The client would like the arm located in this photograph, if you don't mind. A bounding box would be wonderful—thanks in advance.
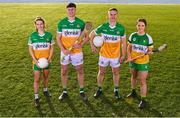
[48,44,54,63]
[120,36,127,63]
[80,30,90,46]
[127,43,132,60]
[56,33,70,55]
[28,45,38,65]
[89,30,98,53]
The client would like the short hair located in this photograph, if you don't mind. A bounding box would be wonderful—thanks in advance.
[108,8,118,12]
[137,18,147,26]
[66,3,76,8]
[34,16,45,24]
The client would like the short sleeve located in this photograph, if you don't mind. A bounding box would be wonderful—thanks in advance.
[28,36,32,46]
[94,25,103,35]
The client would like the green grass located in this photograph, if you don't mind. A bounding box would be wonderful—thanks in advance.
[0,3,180,117]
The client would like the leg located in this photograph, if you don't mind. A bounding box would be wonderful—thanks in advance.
[94,66,106,98]
[43,69,49,88]
[127,68,138,98]
[130,68,138,89]
[138,71,148,109]
[97,66,106,87]
[112,67,120,87]
[59,65,69,100]
[34,71,41,96]
[75,64,84,88]
[75,64,88,101]
[61,65,69,89]
[33,70,41,107]
[112,67,121,99]
[138,71,148,98]
[43,69,51,97]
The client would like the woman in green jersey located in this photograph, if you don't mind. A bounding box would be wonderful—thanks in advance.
[126,18,153,109]
[28,17,55,107]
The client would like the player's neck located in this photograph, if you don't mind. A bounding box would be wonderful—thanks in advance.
[68,16,75,21]
[38,30,45,35]
[137,31,145,35]
[109,21,116,28]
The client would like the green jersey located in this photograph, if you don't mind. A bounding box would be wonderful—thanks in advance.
[28,31,55,60]
[128,32,153,64]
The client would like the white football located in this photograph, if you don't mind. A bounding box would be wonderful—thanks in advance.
[93,36,104,47]
[38,58,49,68]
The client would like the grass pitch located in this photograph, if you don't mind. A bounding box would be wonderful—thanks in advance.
[0,3,180,117]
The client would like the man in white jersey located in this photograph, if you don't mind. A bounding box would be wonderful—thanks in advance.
[90,8,126,99]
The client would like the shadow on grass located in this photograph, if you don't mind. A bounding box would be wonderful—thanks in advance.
[63,97,80,117]
[36,105,43,116]
[100,95,143,116]
[124,95,163,117]
[45,96,58,116]
[136,96,163,117]
[84,101,101,117]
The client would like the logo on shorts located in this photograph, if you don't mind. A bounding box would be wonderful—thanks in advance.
[100,61,104,64]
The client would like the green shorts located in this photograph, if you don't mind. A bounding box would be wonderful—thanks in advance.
[129,62,149,71]
[33,64,50,71]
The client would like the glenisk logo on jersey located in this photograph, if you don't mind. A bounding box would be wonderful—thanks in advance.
[62,29,81,37]
[132,44,148,53]
[33,42,50,50]
[102,34,120,43]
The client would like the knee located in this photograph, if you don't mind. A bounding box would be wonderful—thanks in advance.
[112,70,119,76]
[34,77,40,83]
[61,69,68,76]
[140,79,147,86]
[99,70,105,76]
[76,67,84,75]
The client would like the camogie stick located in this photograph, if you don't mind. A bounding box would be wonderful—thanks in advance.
[125,44,167,63]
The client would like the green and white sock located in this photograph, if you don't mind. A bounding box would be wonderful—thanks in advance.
[114,86,119,92]
[63,88,67,93]
[98,86,102,91]
[80,88,84,93]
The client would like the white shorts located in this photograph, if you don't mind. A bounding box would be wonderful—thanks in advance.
[60,52,83,66]
[98,56,120,68]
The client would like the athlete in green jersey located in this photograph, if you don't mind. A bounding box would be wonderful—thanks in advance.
[28,17,54,107]
[90,8,126,99]
[56,3,89,101]
[126,18,154,109]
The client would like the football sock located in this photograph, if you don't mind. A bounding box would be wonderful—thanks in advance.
[34,93,39,99]
[98,86,102,90]
[80,88,84,93]
[43,87,48,92]
[63,88,67,93]
[114,86,119,92]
